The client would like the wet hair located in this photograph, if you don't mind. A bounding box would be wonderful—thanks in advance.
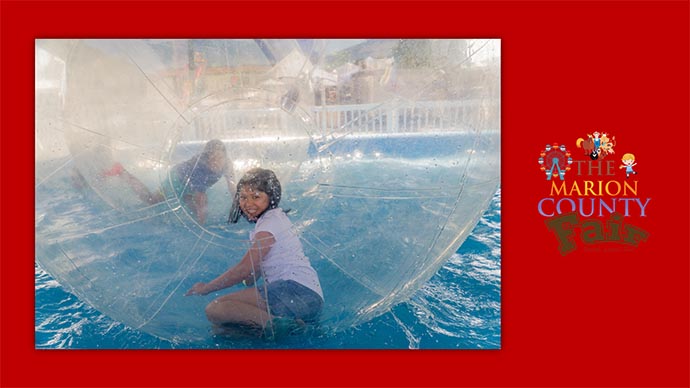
[198,139,227,166]
[228,168,282,223]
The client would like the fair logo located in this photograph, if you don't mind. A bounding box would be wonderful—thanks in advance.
[537,132,649,255]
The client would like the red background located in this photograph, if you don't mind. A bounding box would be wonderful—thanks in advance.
[2,1,688,387]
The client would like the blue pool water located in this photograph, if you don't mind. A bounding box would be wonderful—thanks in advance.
[35,189,500,350]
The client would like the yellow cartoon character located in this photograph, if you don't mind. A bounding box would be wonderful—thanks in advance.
[599,133,615,158]
[619,153,638,178]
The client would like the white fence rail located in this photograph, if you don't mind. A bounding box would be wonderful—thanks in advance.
[193,99,496,140]
[35,99,497,150]
[311,99,494,134]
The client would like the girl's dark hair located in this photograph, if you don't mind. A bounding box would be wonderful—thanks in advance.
[228,168,282,223]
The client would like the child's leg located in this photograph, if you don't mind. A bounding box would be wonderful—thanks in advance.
[105,163,164,204]
[122,171,164,204]
[205,287,271,329]
[183,191,208,224]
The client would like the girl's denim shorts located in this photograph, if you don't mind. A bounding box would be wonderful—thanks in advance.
[263,279,323,322]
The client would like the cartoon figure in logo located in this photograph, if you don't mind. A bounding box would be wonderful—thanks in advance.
[591,131,602,154]
[576,131,615,160]
[599,133,616,158]
[619,153,638,178]
[576,134,599,159]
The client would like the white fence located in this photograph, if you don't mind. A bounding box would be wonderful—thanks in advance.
[311,99,494,134]
[192,99,496,140]
[35,99,498,150]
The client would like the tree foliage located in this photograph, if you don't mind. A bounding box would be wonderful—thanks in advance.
[392,39,432,68]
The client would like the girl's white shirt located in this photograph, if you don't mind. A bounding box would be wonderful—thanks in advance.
[250,208,324,299]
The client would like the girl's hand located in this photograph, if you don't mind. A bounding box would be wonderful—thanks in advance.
[185,282,209,296]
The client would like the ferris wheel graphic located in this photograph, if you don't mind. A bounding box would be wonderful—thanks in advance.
[538,143,572,180]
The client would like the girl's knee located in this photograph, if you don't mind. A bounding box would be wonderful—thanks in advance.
[205,300,224,322]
